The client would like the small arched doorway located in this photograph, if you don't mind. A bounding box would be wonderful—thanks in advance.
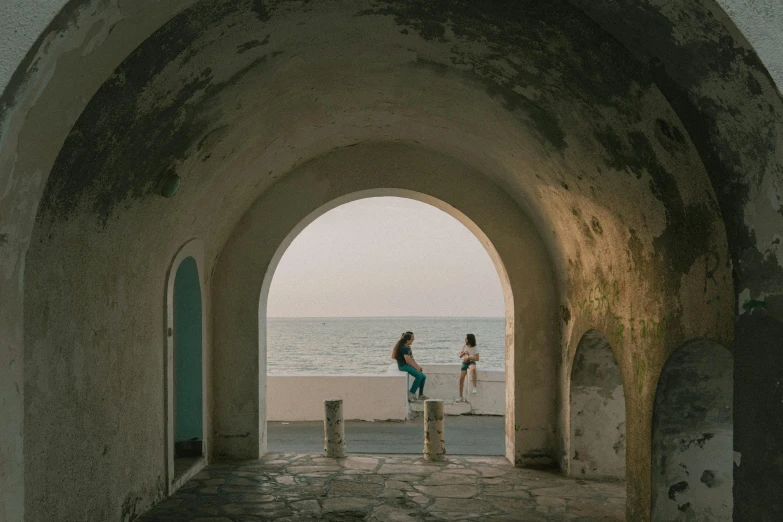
[174,258,203,453]
[651,340,733,520]
[569,330,626,479]
[166,241,207,491]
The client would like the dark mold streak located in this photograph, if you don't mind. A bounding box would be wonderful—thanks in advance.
[38,0,270,226]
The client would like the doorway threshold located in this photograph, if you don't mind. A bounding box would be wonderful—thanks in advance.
[172,455,206,492]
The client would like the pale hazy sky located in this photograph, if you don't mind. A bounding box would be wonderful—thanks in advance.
[267,197,505,317]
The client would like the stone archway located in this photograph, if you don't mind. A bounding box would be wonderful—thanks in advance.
[211,142,560,469]
[569,329,626,480]
[651,340,733,520]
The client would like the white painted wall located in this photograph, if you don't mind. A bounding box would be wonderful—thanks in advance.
[267,374,408,421]
[267,364,505,421]
[393,363,506,416]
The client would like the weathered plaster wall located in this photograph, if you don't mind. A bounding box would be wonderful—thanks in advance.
[267,374,409,422]
[715,0,783,89]
[0,2,197,519]
[23,222,215,520]
[3,0,782,96]
[651,340,733,521]
[565,2,783,518]
[569,330,626,480]
[0,0,778,520]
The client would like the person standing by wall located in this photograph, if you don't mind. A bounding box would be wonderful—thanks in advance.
[456,334,480,403]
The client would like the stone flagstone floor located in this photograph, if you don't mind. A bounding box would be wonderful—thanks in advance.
[138,453,625,521]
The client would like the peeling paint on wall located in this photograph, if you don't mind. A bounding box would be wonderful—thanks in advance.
[651,339,733,521]
[570,330,626,480]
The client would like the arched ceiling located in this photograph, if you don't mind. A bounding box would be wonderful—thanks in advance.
[33,0,732,334]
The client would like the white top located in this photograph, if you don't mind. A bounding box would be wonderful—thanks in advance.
[460,344,479,361]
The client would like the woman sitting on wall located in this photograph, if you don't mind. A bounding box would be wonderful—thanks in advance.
[392,331,428,401]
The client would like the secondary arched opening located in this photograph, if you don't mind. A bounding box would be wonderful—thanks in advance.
[174,258,203,457]
[165,241,208,491]
[264,196,507,454]
[569,329,626,480]
[651,340,733,520]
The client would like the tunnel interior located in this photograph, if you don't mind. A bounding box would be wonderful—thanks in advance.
[3,0,782,520]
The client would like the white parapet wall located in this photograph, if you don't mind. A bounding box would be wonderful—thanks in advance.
[267,365,505,421]
[267,374,408,421]
[395,363,505,416]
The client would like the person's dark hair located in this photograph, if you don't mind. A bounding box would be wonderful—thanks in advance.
[392,331,414,359]
[466,333,477,347]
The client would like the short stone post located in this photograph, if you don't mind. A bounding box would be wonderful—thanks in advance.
[424,399,445,461]
[324,398,345,458]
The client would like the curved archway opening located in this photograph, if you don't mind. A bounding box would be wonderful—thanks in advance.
[165,241,208,492]
[210,142,560,472]
[569,329,626,480]
[651,340,733,520]
[260,191,511,454]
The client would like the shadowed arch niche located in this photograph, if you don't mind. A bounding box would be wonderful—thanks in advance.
[651,340,733,520]
[569,329,626,479]
[211,142,560,466]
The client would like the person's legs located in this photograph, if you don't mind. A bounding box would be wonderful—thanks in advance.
[417,373,427,396]
[470,363,477,393]
[401,365,424,395]
[458,369,467,401]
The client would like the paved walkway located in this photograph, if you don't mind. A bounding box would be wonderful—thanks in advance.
[139,453,625,521]
[268,416,505,455]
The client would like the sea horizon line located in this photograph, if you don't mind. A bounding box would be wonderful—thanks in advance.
[267,315,505,319]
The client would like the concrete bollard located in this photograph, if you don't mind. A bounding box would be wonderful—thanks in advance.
[324,398,345,458]
[424,399,445,461]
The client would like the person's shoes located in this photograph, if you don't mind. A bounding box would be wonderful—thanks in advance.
[418,394,430,400]
[472,387,478,394]
[455,397,466,403]
[408,392,417,401]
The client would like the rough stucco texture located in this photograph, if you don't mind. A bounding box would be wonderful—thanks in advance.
[651,340,733,521]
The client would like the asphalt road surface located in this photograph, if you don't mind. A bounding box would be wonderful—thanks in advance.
[268,415,505,455]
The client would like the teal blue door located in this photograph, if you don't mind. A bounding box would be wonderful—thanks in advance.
[174,256,203,452]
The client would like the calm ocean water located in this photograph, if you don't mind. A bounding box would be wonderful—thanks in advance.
[267,317,505,374]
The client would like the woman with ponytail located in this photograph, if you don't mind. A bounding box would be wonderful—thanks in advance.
[392,331,428,401]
